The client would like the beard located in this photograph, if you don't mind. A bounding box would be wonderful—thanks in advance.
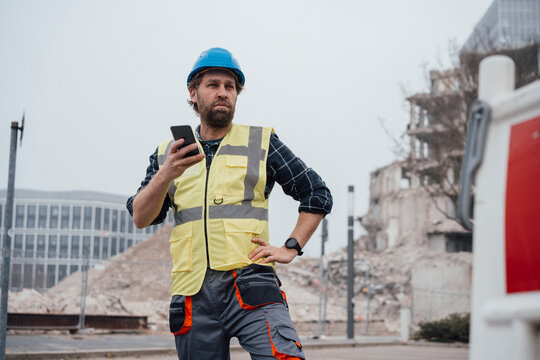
[198,99,236,129]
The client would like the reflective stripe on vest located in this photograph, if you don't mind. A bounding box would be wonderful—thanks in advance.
[208,204,268,220]
[156,123,273,296]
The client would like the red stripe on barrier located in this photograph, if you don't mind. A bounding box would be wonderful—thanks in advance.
[506,115,540,293]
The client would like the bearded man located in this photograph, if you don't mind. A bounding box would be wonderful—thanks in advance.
[127,48,332,360]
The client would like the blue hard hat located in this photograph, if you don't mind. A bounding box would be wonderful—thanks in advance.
[187,48,245,88]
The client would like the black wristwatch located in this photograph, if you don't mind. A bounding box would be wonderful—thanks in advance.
[285,238,303,256]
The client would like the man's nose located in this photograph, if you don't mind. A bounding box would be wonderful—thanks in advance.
[217,85,228,98]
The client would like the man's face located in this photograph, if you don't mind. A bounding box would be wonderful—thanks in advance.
[189,69,238,129]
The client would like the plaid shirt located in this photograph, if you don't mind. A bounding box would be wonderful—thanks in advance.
[126,127,332,224]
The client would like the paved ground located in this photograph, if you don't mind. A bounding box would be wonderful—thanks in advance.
[85,345,469,360]
[6,333,468,360]
[5,332,399,353]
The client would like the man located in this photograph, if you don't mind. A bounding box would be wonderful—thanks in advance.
[127,47,332,359]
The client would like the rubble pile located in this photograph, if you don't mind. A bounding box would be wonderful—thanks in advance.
[277,239,472,332]
[9,223,471,333]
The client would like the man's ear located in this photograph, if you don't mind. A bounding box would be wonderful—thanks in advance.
[189,88,197,103]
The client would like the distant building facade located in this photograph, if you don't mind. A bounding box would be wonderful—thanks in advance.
[0,189,168,291]
[463,0,540,52]
[360,161,470,253]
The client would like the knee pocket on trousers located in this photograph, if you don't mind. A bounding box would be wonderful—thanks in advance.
[264,311,304,359]
[169,295,192,335]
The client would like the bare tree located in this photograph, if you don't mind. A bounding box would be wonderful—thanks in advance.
[402,42,540,220]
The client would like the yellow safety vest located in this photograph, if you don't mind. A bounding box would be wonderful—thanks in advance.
[157,123,273,296]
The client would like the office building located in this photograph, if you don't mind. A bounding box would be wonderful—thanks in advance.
[463,0,540,52]
[0,189,167,291]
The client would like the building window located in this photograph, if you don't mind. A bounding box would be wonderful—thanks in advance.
[50,206,59,229]
[102,237,109,259]
[83,236,91,258]
[25,235,35,258]
[112,210,118,232]
[71,235,80,259]
[446,233,473,253]
[119,237,125,253]
[111,237,117,256]
[104,209,110,231]
[69,264,78,275]
[73,206,81,229]
[37,235,46,258]
[120,211,126,232]
[93,236,100,259]
[84,206,92,229]
[27,205,36,228]
[46,264,56,288]
[35,264,45,290]
[38,205,47,228]
[60,235,69,258]
[95,207,102,230]
[61,206,70,229]
[15,204,25,228]
[58,265,67,283]
[13,234,23,258]
[23,264,33,288]
[48,235,57,258]
[11,264,22,289]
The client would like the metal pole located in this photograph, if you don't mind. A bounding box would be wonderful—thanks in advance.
[410,287,415,326]
[347,185,355,339]
[317,218,328,338]
[1,121,22,360]
[429,290,432,322]
[323,267,328,334]
[366,285,372,334]
[78,253,90,330]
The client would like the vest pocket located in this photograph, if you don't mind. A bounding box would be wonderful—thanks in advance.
[225,155,248,195]
[223,219,263,265]
[170,222,193,272]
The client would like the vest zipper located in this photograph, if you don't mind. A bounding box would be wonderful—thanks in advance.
[204,168,210,267]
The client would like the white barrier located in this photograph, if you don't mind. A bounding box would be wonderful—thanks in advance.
[469,55,540,360]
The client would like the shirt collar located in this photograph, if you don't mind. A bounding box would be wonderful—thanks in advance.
[195,125,224,146]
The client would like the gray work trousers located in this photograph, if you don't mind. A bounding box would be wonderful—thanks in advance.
[169,264,305,360]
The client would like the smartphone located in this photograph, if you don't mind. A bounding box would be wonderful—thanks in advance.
[170,125,200,157]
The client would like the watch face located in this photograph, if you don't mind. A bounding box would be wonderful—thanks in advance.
[286,238,297,248]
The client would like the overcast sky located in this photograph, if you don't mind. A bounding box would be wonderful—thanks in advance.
[0,0,493,257]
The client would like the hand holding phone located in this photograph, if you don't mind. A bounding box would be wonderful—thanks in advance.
[170,125,200,158]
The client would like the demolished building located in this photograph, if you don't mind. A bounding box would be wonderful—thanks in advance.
[359,41,540,325]
[358,60,478,326]
[360,68,472,254]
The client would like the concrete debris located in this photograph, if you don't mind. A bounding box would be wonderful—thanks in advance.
[277,238,471,332]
